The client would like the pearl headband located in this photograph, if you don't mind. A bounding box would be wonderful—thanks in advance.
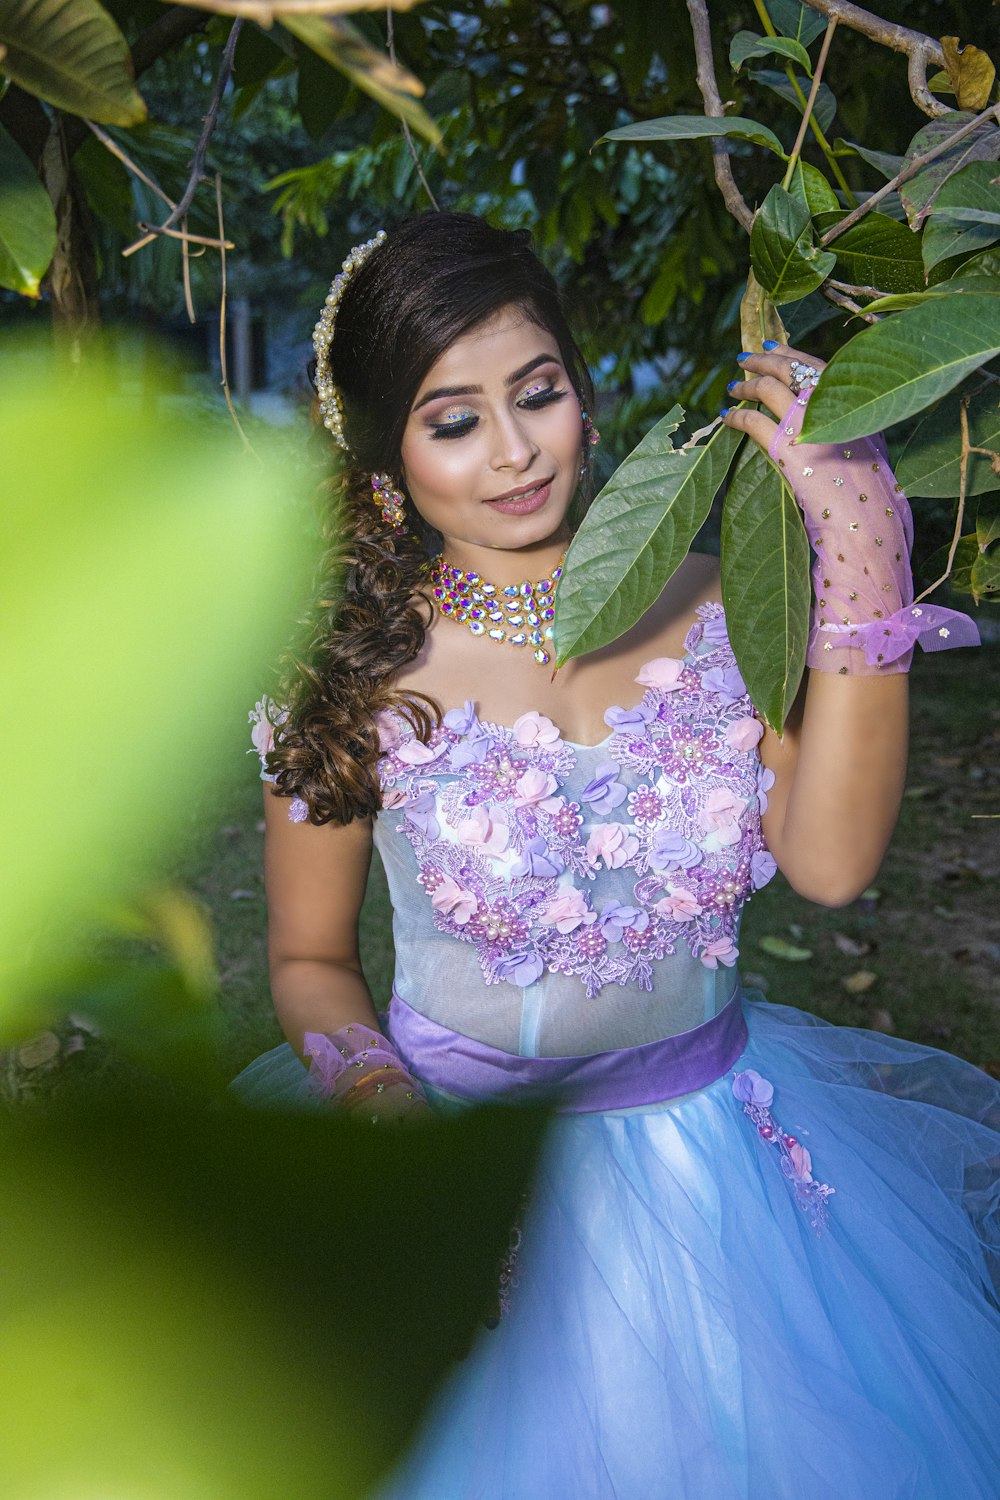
[311,228,387,452]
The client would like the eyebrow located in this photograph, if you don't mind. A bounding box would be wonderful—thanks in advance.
[412,353,561,412]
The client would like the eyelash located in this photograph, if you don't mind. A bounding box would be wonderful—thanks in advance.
[429,385,568,440]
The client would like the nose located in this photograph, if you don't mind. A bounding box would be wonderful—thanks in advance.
[489,407,539,472]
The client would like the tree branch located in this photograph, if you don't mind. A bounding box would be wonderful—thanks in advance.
[800,0,948,118]
[386,7,439,210]
[685,0,753,233]
[152,19,244,236]
[819,102,1000,246]
[820,282,881,323]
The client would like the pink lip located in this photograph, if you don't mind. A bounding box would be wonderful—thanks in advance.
[484,477,554,515]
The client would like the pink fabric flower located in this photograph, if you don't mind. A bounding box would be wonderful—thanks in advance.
[250,700,276,760]
[397,738,447,766]
[513,711,561,747]
[586,822,639,870]
[635,657,685,691]
[373,709,402,752]
[701,787,744,847]
[540,887,593,934]
[726,716,764,752]
[431,875,478,926]
[700,936,738,968]
[381,787,408,810]
[457,803,510,856]
[514,766,559,806]
[787,1142,813,1182]
[654,886,703,922]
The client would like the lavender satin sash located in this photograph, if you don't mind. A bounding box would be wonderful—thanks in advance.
[388,988,748,1114]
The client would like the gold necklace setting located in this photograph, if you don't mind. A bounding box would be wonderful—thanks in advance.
[429,556,563,666]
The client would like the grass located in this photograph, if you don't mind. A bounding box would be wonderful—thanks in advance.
[10,642,1000,1102]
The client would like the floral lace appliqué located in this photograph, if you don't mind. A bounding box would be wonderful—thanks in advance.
[732,1068,835,1233]
[375,604,777,998]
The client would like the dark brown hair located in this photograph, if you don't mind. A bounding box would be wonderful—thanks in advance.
[265,211,595,825]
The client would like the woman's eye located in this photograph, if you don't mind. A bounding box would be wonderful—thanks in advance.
[430,413,477,440]
[518,384,567,410]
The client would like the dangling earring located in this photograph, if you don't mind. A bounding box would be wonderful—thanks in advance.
[579,407,601,479]
[371,472,406,531]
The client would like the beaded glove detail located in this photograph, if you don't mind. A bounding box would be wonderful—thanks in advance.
[770,388,979,674]
[303,1024,426,1122]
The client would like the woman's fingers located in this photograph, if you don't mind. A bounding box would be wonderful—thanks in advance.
[734,343,827,384]
[726,374,798,420]
[719,405,779,448]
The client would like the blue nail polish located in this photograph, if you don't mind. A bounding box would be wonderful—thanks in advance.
[762,338,778,351]
[736,352,751,363]
[719,407,731,417]
[726,380,739,392]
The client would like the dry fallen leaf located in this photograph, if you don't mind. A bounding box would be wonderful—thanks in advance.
[832,932,872,959]
[843,969,878,995]
[868,1008,895,1034]
[18,1032,60,1069]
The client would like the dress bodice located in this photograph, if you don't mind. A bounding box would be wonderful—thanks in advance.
[368,603,777,1058]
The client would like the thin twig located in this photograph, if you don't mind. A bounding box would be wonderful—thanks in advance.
[84,120,176,210]
[820,282,881,322]
[819,103,1000,247]
[827,278,889,300]
[215,174,255,455]
[685,0,753,232]
[782,18,838,189]
[122,222,236,256]
[801,0,944,70]
[914,401,971,601]
[386,8,439,209]
[181,214,196,323]
[159,19,243,235]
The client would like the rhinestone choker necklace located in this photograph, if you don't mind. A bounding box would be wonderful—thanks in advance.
[429,554,564,666]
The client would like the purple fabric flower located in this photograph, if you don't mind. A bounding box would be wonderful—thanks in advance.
[702,664,746,704]
[604,702,656,733]
[495,951,545,987]
[404,790,440,840]
[580,762,628,815]
[751,849,777,888]
[288,797,310,823]
[756,765,776,814]
[597,902,649,943]
[511,837,565,879]
[648,830,702,872]
[700,613,731,647]
[450,728,492,768]
[443,700,479,735]
[732,1068,774,1107]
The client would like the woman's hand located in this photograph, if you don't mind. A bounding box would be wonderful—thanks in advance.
[719,340,825,461]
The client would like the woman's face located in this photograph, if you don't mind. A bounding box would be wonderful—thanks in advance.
[399,307,584,554]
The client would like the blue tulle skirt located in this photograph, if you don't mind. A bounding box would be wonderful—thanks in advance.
[234,998,1000,1499]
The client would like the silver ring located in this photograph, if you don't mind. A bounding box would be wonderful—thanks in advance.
[789,360,820,395]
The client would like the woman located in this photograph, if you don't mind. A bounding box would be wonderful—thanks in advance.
[238,212,1000,1497]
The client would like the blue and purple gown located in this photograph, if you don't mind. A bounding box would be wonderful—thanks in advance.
[235,603,1000,1499]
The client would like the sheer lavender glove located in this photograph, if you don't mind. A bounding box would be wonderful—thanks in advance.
[303,1023,428,1123]
[770,384,979,674]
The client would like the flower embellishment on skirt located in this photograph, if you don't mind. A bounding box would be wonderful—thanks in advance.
[733,1069,836,1233]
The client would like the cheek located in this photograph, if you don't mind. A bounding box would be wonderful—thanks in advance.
[400,431,482,504]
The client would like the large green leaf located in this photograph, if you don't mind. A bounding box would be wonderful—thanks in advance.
[833,138,903,180]
[750,184,836,305]
[787,160,839,216]
[720,444,809,730]
[729,30,812,75]
[815,211,924,294]
[919,533,978,593]
[978,493,1000,551]
[922,162,1000,272]
[0,122,54,296]
[801,295,1000,442]
[0,0,145,125]
[598,114,785,156]
[766,0,827,46]
[898,110,1000,229]
[553,409,742,664]
[748,69,837,137]
[281,15,440,147]
[896,387,1000,498]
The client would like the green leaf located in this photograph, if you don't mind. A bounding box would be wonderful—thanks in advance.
[970,548,1000,599]
[864,280,1000,315]
[0,123,55,296]
[553,410,742,664]
[750,184,837,305]
[814,211,924,294]
[977,493,1000,550]
[598,114,785,157]
[922,162,1000,272]
[898,110,1000,229]
[720,444,809,730]
[766,0,827,46]
[896,387,1000,498]
[280,16,441,147]
[787,160,839,216]
[730,30,812,76]
[759,935,813,961]
[834,139,904,179]
[800,295,1000,442]
[0,0,146,125]
[919,533,978,593]
[748,69,837,137]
